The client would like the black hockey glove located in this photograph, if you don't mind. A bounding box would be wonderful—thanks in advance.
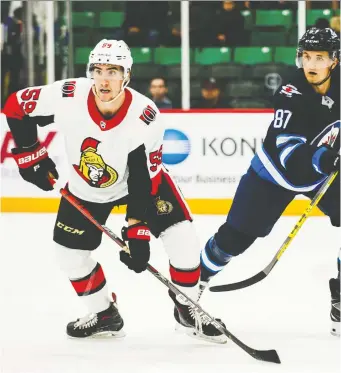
[317,146,340,175]
[120,222,151,273]
[12,142,59,191]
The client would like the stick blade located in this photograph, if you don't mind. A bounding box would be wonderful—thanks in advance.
[253,349,281,364]
[210,271,267,292]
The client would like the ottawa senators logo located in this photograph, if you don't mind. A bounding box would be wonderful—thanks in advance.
[73,137,118,188]
[62,81,76,97]
[139,105,157,125]
[155,197,173,215]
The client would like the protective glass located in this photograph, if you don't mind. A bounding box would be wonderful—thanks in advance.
[90,67,124,81]
[299,53,335,69]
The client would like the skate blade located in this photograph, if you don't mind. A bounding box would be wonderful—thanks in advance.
[68,328,126,339]
[91,328,126,339]
[331,321,340,337]
[175,323,227,344]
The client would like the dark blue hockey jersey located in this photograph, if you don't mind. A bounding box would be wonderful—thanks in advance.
[251,66,340,193]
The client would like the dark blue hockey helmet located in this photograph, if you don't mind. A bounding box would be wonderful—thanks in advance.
[296,27,340,68]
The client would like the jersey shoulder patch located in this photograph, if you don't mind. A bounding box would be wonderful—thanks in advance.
[127,87,159,125]
[279,84,302,98]
[59,77,90,98]
[139,105,157,125]
[61,80,77,97]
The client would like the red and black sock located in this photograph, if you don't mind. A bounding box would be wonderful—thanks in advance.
[70,262,106,296]
[169,264,200,287]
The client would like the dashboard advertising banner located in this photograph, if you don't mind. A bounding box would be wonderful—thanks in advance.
[0,111,320,215]
[161,112,269,198]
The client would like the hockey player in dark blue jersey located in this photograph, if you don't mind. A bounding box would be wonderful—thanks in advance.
[199,28,340,337]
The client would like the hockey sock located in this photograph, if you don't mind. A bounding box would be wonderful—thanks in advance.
[70,262,111,314]
[55,244,111,313]
[169,263,200,303]
[200,236,233,282]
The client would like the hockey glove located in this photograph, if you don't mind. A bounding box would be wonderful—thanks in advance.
[315,146,340,175]
[12,142,59,191]
[120,223,151,273]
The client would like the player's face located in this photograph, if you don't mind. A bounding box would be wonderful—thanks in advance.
[150,79,167,99]
[302,51,335,84]
[87,164,104,182]
[201,88,220,100]
[92,64,124,102]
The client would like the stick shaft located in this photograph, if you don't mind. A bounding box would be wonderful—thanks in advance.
[54,185,279,363]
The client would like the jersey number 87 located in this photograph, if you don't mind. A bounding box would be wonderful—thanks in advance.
[273,109,292,129]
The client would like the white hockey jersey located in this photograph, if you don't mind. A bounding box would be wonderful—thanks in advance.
[3,78,165,220]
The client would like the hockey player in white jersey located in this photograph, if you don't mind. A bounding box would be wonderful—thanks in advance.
[3,40,226,341]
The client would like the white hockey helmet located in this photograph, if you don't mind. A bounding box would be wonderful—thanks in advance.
[86,39,133,80]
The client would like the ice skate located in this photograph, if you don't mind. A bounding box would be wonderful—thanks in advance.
[329,278,340,337]
[197,280,210,302]
[67,293,125,338]
[169,291,227,344]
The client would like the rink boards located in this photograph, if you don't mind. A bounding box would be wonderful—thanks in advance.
[0,110,324,216]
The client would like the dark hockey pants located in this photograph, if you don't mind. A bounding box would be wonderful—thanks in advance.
[215,167,340,257]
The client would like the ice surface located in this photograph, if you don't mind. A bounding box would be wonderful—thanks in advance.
[0,213,340,373]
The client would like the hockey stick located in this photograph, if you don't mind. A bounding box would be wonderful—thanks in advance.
[50,178,280,364]
[210,170,339,293]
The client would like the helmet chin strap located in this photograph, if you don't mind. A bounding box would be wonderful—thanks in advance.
[92,77,130,105]
[311,65,334,86]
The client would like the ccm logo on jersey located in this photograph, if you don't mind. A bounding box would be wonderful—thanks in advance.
[18,147,47,165]
[57,221,85,235]
[139,105,157,125]
[62,81,76,97]
[280,84,302,98]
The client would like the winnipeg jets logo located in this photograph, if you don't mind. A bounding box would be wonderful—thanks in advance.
[321,96,334,110]
[280,84,302,98]
[330,29,338,39]
[310,121,340,147]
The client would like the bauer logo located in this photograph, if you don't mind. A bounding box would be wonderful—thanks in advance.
[162,129,190,165]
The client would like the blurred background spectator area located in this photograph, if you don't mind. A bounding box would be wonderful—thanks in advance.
[1,1,340,108]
